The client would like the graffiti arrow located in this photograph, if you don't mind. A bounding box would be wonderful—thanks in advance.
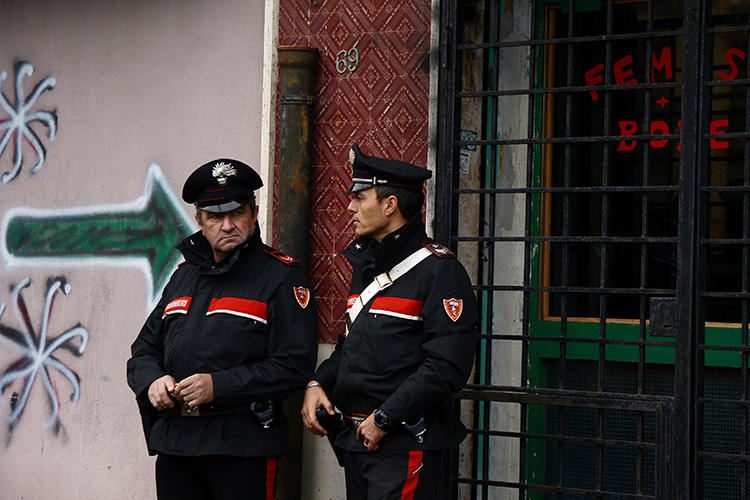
[1,164,197,308]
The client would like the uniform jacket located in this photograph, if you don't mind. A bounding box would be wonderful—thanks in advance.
[127,224,318,457]
[314,216,478,451]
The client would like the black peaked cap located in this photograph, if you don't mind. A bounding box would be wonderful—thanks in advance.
[182,158,263,213]
[347,143,432,194]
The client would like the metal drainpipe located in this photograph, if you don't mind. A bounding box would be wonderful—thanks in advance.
[275,46,318,500]
[276,46,319,270]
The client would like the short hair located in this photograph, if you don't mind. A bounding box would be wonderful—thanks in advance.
[195,192,257,220]
[375,185,424,220]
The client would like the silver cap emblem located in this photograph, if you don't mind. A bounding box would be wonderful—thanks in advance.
[212,162,237,186]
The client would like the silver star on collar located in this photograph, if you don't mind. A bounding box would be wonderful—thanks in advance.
[354,243,362,250]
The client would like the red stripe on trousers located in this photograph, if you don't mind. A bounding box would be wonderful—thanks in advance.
[265,457,278,500]
[401,450,423,500]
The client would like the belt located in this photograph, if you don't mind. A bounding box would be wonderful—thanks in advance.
[342,413,370,450]
[166,402,250,417]
[342,412,368,430]
[343,412,428,444]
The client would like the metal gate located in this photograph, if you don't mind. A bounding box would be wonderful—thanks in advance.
[436,1,750,498]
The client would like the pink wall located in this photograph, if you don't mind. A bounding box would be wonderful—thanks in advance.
[0,1,265,498]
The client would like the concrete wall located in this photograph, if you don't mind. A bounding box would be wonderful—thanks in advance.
[486,2,531,496]
[455,2,532,498]
[0,1,266,498]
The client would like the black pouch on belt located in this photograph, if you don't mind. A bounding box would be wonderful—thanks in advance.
[250,400,277,428]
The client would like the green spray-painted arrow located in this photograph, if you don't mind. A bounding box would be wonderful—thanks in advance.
[1,164,197,308]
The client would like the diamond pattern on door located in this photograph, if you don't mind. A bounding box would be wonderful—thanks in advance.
[279,0,431,341]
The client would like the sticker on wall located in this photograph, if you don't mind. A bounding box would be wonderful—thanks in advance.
[459,129,477,174]
[0,164,197,310]
[0,277,88,441]
[0,61,58,184]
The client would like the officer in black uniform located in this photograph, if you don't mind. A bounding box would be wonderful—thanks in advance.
[301,144,477,500]
[127,158,318,500]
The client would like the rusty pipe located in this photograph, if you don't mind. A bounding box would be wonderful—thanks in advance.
[276,46,319,270]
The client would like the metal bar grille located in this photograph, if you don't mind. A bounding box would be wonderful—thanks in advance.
[439,1,750,498]
[435,0,702,498]
[694,3,750,498]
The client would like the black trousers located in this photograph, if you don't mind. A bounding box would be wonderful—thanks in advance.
[155,454,278,500]
[341,449,443,500]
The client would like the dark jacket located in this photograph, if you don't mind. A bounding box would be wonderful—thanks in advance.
[314,216,478,451]
[126,225,318,457]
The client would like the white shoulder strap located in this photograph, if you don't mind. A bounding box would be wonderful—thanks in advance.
[346,246,433,334]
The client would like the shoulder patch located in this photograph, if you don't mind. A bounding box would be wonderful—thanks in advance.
[263,246,299,266]
[443,298,463,322]
[293,286,311,308]
[422,242,456,259]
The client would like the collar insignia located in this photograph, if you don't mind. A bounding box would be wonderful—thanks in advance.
[430,243,448,254]
[264,247,298,265]
[212,161,238,186]
[443,298,463,322]
[424,242,455,258]
[294,286,310,308]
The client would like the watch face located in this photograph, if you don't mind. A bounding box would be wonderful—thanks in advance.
[374,409,390,429]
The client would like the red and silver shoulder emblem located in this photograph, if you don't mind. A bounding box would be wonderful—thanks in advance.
[430,243,449,254]
[443,298,463,322]
[424,242,455,258]
[294,286,310,308]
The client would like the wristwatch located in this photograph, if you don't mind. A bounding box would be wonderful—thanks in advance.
[373,408,392,430]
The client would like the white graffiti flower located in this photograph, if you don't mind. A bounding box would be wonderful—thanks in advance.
[0,277,88,436]
[0,61,58,184]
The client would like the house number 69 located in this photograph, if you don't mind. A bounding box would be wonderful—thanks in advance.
[336,48,360,74]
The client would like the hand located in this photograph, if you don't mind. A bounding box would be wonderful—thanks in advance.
[147,375,176,410]
[356,413,387,452]
[301,383,334,436]
[174,373,214,407]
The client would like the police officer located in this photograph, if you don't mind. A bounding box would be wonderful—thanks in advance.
[301,144,478,499]
[127,159,318,500]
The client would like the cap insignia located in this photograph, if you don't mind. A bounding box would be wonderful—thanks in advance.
[212,161,237,186]
[349,148,356,166]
